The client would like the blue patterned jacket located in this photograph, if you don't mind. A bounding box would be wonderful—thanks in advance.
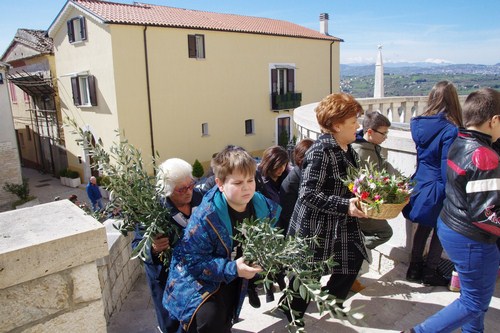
[163,186,280,331]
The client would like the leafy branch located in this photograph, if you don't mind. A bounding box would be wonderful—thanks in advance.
[66,117,182,268]
[234,218,365,332]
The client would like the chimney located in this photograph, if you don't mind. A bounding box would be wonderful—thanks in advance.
[320,13,329,35]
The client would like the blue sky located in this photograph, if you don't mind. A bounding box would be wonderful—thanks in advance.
[1,0,499,65]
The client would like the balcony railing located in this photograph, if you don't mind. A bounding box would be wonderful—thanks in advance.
[293,95,467,139]
[271,92,302,111]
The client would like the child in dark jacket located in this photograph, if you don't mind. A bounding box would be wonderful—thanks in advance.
[406,88,500,332]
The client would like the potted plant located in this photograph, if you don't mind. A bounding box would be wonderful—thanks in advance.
[59,168,69,186]
[65,169,81,188]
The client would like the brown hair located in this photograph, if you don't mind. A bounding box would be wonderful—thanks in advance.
[362,111,391,134]
[211,145,256,183]
[293,138,314,167]
[315,93,363,133]
[258,145,289,179]
[423,81,463,127]
[463,88,500,127]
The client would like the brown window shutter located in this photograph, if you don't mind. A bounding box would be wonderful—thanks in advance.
[287,68,295,92]
[71,77,81,106]
[79,16,87,41]
[188,35,196,58]
[271,69,277,93]
[67,20,75,43]
[88,75,97,106]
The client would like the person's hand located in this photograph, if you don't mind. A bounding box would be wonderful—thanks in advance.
[348,198,368,218]
[236,257,262,279]
[152,235,170,254]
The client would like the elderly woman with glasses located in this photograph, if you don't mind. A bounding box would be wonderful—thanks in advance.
[132,158,203,333]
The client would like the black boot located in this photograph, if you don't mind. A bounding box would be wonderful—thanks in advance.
[247,285,261,308]
[265,284,275,302]
[422,267,449,286]
[406,262,424,282]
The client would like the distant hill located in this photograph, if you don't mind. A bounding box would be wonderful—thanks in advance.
[341,63,500,77]
[340,62,500,98]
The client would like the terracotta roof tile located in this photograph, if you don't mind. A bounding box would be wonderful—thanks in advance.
[73,0,341,41]
[14,29,53,54]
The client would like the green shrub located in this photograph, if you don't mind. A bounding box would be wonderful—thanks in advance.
[59,168,68,178]
[66,169,80,179]
[3,178,31,201]
[97,175,111,186]
[192,159,204,178]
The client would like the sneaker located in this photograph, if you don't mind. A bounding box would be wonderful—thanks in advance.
[247,286,261,308]
[422,267,449,286]
[406,262,424,282]
[449,271,460,292]
[350,279,366,293]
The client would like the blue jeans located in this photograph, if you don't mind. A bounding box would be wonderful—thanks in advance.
[414,218,499,333]
[93,198,104,212]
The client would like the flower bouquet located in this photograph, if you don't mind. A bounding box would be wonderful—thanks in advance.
[343,163,413,219]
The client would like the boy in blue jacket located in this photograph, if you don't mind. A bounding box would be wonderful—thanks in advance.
[163,145,281,332]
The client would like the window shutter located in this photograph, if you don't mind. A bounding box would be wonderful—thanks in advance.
[79,16,87,41]
[88,75,97,106]
[287,68,295,92]
[271,69,277,93]
[188,35,196,58]
[71,76,81,106]
[67,20,75,43]
[199,35,205,58]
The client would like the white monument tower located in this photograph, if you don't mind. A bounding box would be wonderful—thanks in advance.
[374,45,384,98]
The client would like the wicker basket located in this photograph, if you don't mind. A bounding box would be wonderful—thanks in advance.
[359,199,409,220]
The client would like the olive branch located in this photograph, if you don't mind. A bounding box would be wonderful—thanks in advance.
[66,117,181,268]
[234,218,365,332]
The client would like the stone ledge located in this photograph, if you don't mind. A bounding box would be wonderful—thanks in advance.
[0,200,109,289]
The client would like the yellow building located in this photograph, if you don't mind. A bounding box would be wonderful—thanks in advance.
[48,0,342,180]
[1,29,65,175]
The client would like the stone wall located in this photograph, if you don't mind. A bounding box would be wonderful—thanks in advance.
[98,219,142,321]
[0,140,22,212]
[0,201,109,332]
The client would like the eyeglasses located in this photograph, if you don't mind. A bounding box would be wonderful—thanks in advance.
[174,181,196,194]
[372,129,389,137]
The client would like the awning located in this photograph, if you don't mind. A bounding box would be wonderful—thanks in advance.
[7,70,55,97]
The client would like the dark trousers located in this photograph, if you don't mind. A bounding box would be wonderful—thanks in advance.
[410,224,443,270]
[188,279,239,333]
[282,253,364,323]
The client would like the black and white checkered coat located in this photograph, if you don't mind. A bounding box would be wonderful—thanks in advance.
[288,133,368,274]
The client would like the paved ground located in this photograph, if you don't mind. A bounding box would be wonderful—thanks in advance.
[22,167,500,333]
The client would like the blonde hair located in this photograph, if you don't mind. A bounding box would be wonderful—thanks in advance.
[156,158,193,197]
[316,93,363,133]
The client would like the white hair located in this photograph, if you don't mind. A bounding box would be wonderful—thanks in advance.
[156,158,193,197]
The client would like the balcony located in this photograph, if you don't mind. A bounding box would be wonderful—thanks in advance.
[271,91,302,111]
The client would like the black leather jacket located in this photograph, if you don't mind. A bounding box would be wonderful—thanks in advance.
[440,128,500,243]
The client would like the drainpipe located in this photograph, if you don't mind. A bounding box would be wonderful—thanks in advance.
[330,41,335,94]
[143,26,156,169]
